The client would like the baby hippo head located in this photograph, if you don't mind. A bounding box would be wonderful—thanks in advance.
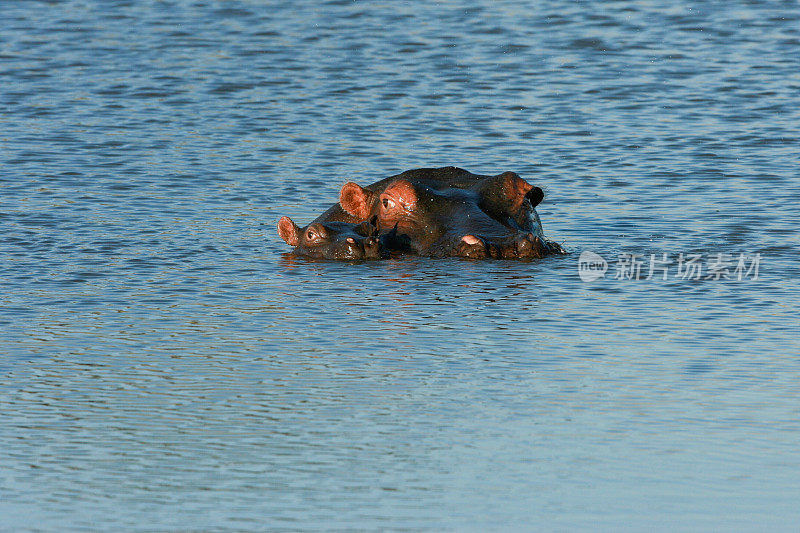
[277,217,384,260]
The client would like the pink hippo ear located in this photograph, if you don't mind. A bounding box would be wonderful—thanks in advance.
[277,216,301,246]
[339,182,374,220]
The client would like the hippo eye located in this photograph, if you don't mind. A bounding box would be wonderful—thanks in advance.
[306,230,316,240]
[382,198,395,210]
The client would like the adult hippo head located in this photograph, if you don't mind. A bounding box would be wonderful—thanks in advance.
[340,168,548,239]
[339,178,552,259]
[277,217,388,260]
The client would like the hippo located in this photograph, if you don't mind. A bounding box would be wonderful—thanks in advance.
[339,177,553,259]
[277,167,563,259]
[312,167,539,226]
[277,216,388,260]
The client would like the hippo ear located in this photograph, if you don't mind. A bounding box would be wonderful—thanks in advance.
[277,216,300,246]
[526,187,544,208]
[339,182,374,220]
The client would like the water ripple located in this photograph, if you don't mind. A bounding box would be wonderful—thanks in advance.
[2,0,799,530]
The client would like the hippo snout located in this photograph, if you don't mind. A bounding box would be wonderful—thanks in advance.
[344,237,363,257]
[362,236,382,259]
[337,236,381,260]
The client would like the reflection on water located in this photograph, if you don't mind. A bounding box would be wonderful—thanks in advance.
[2,0,800,529]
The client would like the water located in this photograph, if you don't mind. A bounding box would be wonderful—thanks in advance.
[2,0,799,529]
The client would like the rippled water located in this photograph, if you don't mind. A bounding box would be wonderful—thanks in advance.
[2,0,800,530]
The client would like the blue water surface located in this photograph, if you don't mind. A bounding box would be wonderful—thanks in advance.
[2,0,799,530]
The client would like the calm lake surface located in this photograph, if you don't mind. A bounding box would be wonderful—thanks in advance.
[2,0,799,530]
